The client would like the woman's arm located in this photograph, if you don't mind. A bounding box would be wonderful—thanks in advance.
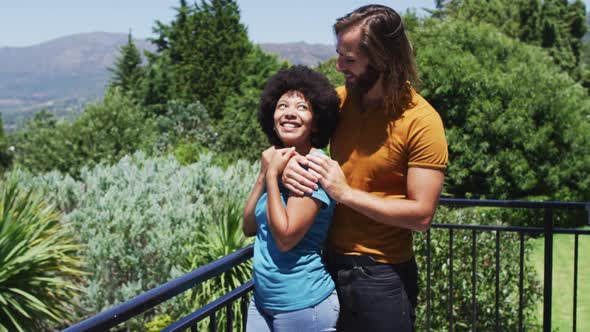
[242,147,276,237]
[265,148,322,251]
[242,172,265,237]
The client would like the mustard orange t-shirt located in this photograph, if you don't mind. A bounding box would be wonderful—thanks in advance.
[329,86,448,264]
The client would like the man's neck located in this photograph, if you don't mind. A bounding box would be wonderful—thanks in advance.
[361,77,384,110]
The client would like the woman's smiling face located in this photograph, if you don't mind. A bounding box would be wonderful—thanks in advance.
[273,90,314,152]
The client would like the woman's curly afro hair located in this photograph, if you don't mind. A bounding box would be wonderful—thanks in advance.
[257,65,340,149]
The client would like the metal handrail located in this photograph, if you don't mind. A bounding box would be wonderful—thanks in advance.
[162,281,254,331]
[439,198,587,209]
[62,198,589,332]
[63,245,253,332]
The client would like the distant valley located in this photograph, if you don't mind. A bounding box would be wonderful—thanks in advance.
[0,32,335,130]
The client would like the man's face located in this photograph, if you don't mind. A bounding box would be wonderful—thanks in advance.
[336,26,380,94]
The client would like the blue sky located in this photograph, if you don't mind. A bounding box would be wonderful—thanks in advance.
[1,1,436,47]
[3,1,589,47]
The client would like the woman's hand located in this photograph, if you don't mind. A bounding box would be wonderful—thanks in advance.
[260,146,277,176]
[267,147,297,178]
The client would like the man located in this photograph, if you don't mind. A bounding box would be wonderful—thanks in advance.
[282,5,448,331]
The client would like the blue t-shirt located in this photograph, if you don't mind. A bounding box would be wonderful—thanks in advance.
[252,150,336,311]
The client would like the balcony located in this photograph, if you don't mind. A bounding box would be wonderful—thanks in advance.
[63,199,590,332]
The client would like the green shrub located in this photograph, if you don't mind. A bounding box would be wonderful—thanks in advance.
[144,314,173,332]
[55,152,257,328]
[9,89,158,177]
[8,168,82,214]
[415,207,542,331]
[154,100,213,154]
[414,19,590,202]
[0,177,83,331]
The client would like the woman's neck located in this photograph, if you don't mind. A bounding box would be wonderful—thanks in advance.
[287,143,313,156]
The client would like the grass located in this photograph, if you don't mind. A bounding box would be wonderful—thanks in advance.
[530,226,590,331]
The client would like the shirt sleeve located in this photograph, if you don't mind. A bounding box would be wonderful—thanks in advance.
[308,149,333,207]
[407,112,449,170]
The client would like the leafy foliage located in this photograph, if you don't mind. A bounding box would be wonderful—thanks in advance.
[184,196,253,331]
[10,89,157,177]
[67,88,157,172]
[0,176,83,331]
[315,58,344,88]
[8,110,71,174]
[21,152,259,328]
[433,0,587,80]
[154,99,213,154]
[415,207,542,331]
[140,52,175,116]
[414,19,590,201]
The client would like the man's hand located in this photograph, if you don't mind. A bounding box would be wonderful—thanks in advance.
[305,153,350,202]
[282,154,318,196]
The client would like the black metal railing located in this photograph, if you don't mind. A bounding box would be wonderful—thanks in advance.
[437,198,589,332]
[63,199,590,332]
[63,245,254,332]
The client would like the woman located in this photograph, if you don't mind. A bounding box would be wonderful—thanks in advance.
[242,65,340,332]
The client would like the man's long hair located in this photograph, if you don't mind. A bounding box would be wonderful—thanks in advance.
[334,5,418,117]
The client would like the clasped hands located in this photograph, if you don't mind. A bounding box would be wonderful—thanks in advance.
[261,146,349,201]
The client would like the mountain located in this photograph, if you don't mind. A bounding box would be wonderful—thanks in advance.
[0,32,155,129]
[0,32,334,130]
[260,42,335,67]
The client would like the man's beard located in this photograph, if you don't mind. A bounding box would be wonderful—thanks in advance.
[345,64,381,95]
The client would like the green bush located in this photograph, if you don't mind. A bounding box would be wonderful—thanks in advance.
[9,168,82,214]
[414,19,590,202]
[184,198,253,331]
[9,89,158,177]
[415,207,542,331]
[0,176,83,331]
[20,152,259,328]
[154,100,213,155]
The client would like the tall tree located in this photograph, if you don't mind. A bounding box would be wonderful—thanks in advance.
[108,32,144,94]
[140,52,174,116]
[150,0,252,119]
[213,45,286,161]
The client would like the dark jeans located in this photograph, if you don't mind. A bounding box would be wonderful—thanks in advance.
[328,255,417,332]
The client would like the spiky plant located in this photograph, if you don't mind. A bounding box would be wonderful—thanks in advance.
[0,180,83,331]
[185,202,254,331]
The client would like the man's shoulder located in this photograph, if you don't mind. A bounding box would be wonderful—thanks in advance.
[405,92,442,122]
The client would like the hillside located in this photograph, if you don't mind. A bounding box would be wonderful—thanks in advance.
[0,32,335,130]
[0,32,155,129]
[260,42,335,67]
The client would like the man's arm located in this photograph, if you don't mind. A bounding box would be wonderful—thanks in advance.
[305,153,444,232]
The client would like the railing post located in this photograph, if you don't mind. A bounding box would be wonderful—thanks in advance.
[543,208,553,332]
[426,229,431,332]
